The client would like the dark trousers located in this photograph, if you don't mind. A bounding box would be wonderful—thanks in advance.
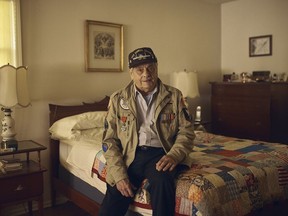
[98,147,180,216]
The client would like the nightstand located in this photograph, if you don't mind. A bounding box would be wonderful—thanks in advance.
[0,140,47,215]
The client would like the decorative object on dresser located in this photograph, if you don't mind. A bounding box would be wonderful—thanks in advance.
[223,72,239,82]
[0,64,30,150]
[210,82,288,144]
[251,71,271,82]
[0,140,47,216]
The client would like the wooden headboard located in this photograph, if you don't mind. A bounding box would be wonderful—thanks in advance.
[48,96,109,209]
[49,95,110,126]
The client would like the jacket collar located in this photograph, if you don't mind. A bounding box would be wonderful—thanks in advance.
[120,79,171,117]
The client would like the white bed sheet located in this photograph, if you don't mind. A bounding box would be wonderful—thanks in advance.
[59,139,106,193]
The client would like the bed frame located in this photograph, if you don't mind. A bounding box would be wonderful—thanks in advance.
[49,96,110,215]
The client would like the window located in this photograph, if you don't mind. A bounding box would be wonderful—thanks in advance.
[0,0,22,66]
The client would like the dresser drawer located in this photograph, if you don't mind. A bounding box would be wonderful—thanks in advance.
[0,172,43,203]
[212,96,270,116]
[211,83,270,97]
[213,114,270,140]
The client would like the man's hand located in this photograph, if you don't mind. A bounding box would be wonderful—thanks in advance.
[116,178,135,197]
[156,155,177,171]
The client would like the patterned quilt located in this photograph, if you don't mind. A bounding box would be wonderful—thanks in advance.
[92,131,288,216]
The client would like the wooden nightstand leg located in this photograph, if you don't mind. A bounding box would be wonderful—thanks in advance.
[38,196,43,216]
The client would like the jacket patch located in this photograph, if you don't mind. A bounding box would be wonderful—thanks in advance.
[120,98,129,110]
[102,143,108,152]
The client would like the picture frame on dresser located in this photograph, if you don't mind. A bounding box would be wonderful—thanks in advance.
[249,35,272,57]
[85,20,124,72]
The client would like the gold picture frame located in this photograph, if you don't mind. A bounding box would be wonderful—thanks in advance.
[85,20,123,72]
[249,35,272,57]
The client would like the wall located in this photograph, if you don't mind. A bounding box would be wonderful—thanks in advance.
[2,0,221,214]
[221,0,288,76]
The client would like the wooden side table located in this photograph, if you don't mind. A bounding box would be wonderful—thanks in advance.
[0,140,47,215]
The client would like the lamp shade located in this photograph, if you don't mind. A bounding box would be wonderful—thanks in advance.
[171,70,200,98]
[0,64,30,108]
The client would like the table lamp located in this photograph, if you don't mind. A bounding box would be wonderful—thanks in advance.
[0,64,30,150]
[172,70,199,99]
[171,70,200,122]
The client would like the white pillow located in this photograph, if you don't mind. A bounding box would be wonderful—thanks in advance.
[49,111,107,140]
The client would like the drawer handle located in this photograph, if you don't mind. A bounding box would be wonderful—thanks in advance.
[15,184,24,191]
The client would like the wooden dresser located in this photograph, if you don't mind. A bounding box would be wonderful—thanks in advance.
[210,82,288,144]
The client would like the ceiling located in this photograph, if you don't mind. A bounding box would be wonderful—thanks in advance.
[201,0,237,4]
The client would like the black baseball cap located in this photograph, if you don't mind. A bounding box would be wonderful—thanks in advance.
[128,47,157,68]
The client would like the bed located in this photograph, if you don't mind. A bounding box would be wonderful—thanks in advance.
[49,96,288,216]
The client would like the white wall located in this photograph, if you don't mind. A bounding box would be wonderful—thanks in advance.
[21,0,221,102]
[221,0,288,75]
[3,0,221,213]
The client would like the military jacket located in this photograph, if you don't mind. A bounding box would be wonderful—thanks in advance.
[102,79,195,186]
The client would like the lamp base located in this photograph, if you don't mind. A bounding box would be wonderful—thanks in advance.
[1,139,18,151]
[1,107,18,151]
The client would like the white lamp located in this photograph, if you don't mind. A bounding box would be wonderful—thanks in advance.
[0,64,30,150]
[171,70,200,122]
[171,70,200,99]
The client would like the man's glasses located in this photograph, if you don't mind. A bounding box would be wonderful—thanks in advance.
[134,64,157,75]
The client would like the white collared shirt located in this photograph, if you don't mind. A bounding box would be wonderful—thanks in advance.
[135,86,162,148]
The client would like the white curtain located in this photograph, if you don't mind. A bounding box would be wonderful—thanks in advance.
[0,0,22,66]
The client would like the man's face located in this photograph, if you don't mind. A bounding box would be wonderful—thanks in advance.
[130,63,158,95]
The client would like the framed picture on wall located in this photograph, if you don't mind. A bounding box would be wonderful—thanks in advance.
[85,20,124,72]
[249,35,272,57]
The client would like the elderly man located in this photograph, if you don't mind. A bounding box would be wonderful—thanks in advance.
[99,47,195,216]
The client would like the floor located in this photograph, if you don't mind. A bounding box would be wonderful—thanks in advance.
[44,202,91,216]
[18,200,288,216]
[19,201,90,216]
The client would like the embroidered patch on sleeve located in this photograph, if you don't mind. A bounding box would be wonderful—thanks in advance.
[102,143,108,152]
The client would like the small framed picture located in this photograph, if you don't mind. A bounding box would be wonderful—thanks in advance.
[85,20,124,72]
[249,35,272,57]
